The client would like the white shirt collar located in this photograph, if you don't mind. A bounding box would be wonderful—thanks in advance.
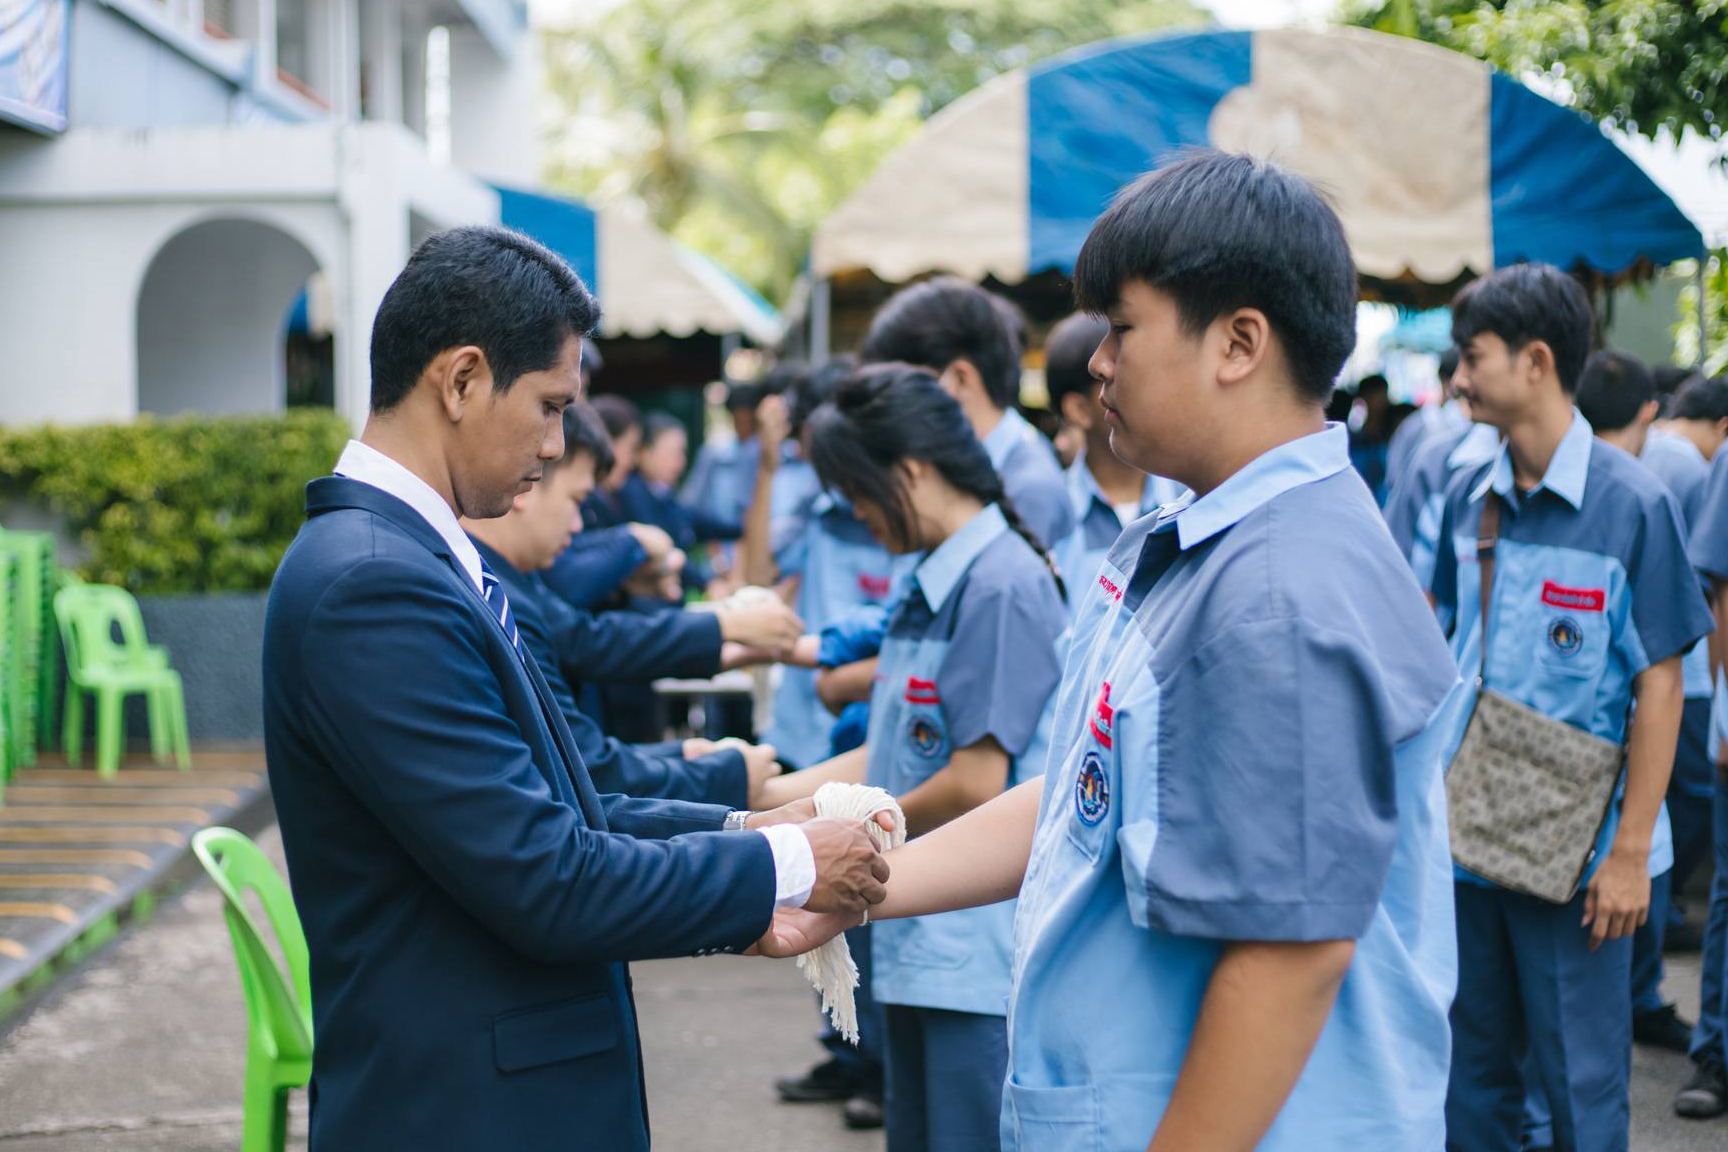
[334,440,486,594]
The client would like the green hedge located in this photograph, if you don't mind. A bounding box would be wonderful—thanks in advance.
[0,410,351,595]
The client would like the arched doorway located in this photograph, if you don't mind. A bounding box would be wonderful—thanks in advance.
[135,217,330,417]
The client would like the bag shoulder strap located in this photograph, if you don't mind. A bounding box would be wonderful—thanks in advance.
[1476,491,1501,688]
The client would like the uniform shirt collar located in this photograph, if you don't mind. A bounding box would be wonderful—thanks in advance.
[981,406,1031,472]
[1066,451,1163,519]
[1470,407,1592,510]
[1167,423,1351,550]
[334,439,486,593]
[913,503,1009,613]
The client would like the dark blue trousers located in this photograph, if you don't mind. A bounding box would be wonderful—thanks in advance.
[1669,700,1716,916]
[1691,767,1728,1067]
[883,1005,1006,1152]
[1630,869,1673,1016]
[1447,882,1632,1152]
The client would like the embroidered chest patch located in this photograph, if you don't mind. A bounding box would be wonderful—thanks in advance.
[907,715,944,758]
[1075,750,1110,825]
[1547,615,1584,658]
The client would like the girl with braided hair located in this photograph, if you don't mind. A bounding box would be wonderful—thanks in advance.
[756,362,1067,1152]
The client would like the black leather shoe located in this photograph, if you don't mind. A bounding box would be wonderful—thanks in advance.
[1634,1003,1696,1053]
[1675,1058,1728,1119]
[775,1058,858,1103]
[843,1090,885,1129]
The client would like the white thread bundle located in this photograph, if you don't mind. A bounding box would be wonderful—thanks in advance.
[796,782,906,1044]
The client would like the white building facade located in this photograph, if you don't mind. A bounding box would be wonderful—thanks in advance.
[0,0,539,430]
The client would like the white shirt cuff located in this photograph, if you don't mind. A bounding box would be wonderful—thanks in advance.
[757,824,816,909]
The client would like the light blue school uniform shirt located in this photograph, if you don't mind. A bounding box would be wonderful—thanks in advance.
[1640,428,1712,700]
[869,503,1066,1017]
[1384,422,1500,588]
[1387,399,1471,499]
[1051,452,1183,617]
[1431,411,1711,885]
[1688,448,1728,754]
[764,485,909,768]
[681,435,760,530]
[982,407,1076,550]
[1004,424,1467,1152]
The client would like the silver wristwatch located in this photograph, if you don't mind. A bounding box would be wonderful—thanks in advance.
[722,809,753,832]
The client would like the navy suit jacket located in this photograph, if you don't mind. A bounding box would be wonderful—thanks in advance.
[470,535,749,808]
[263,477,775,1152]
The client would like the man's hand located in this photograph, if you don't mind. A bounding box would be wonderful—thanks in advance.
[715,738,780,804]
[720,641,780,670]
[753,906,861,958]
[744,796,816,829]
[682,737,719,760]
[1583,848,1651,949]
[715,596,804,651]
[624,522,674,565]
[796,817,890,915]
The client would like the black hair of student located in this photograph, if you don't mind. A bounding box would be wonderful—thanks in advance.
[1450,263,1594,395]
[726,382,766,412]
[859,277,1020,408]
[1072,149,1357,403]
[790,354,859,435]
[1574,350,1655,434]
[1670,375,1728,423]
[1357,373,1389,397]
[1044,313,1110,409]
[369,225,600,413]
[590,394,643,441]
[1653,364,1700,399]
[759,360,809,398]
[642,411,684,446]
[1439,347,1460,382]
[557,401,616,481]
[806,363,1064,599]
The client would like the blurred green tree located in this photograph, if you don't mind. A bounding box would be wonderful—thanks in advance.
[543,0,1206,300]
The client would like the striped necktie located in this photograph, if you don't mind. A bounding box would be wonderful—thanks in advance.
[479,561,531,665]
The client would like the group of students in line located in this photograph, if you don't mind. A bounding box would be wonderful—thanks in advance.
[439,146,1728,1151]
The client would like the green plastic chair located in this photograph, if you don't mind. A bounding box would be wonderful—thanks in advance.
[0,530,54,768]
[53,583,190,777]
[192,827,313,1152]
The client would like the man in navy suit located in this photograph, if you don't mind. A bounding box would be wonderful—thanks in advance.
[264,225,887,1152]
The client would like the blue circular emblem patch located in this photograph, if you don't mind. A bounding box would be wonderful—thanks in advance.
[1547,616,1584,658]
[1075,751,1110,826]
[907,715,944,759]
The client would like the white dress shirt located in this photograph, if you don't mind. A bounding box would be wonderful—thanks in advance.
[333,439,815,908]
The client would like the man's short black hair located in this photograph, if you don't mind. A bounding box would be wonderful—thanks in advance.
[1044,313,1109,409]
[1672,375,1728,423]
[369,225,600,413]
[1575,350,1654,433]
[1653,364,1700,399]
[1072,149,1358,403]
[557,401,616,480]
[1450,263,1593,395]
[726,382,766,412]
[1439,347,1459,382]
[642,411,684,446]
[860,276,1021,408]
[590,394,642,441]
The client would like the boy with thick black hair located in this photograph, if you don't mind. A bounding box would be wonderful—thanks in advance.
[763,149,1468,1152]
[1433,263,1710,1152]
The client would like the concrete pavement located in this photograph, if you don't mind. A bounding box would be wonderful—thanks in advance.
[0,822,1720,1150]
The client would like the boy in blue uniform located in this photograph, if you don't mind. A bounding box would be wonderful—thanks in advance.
[1579,350,1712,1052]
[762,150,1468,1152]
[1043,311,1184,612]
[860,276,1075,550]
[1678,440,1728,1118]
[1431,267,1710,1152]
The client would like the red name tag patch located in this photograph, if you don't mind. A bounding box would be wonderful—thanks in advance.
[1541,581,1605,613]
[858,573,892,598]
[905,676,941,705]
[1089,682,1115,749]
[1097,573,1122,602]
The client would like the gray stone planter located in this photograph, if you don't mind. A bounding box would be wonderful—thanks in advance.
[129,591,269,742]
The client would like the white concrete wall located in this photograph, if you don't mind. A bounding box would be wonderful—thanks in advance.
[136,218,321,416]
[68,2,251,128]
[446,24,538,186]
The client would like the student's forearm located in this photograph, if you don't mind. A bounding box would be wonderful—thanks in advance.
[877,778,1042,919]
[755,747,868,808]
[741,458,779,588]
[896,739,1009,837]
[1618,656,1683,858]
[817,657,877,714]
[1146,939,1355,1152]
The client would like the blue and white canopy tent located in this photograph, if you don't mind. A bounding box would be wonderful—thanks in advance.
[496,185,780,393]
[803,25,1705,354]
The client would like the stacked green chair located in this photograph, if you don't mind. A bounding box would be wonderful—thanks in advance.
[192,827,314,1152]
[0,530,55,769]
[53,582,191,777]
